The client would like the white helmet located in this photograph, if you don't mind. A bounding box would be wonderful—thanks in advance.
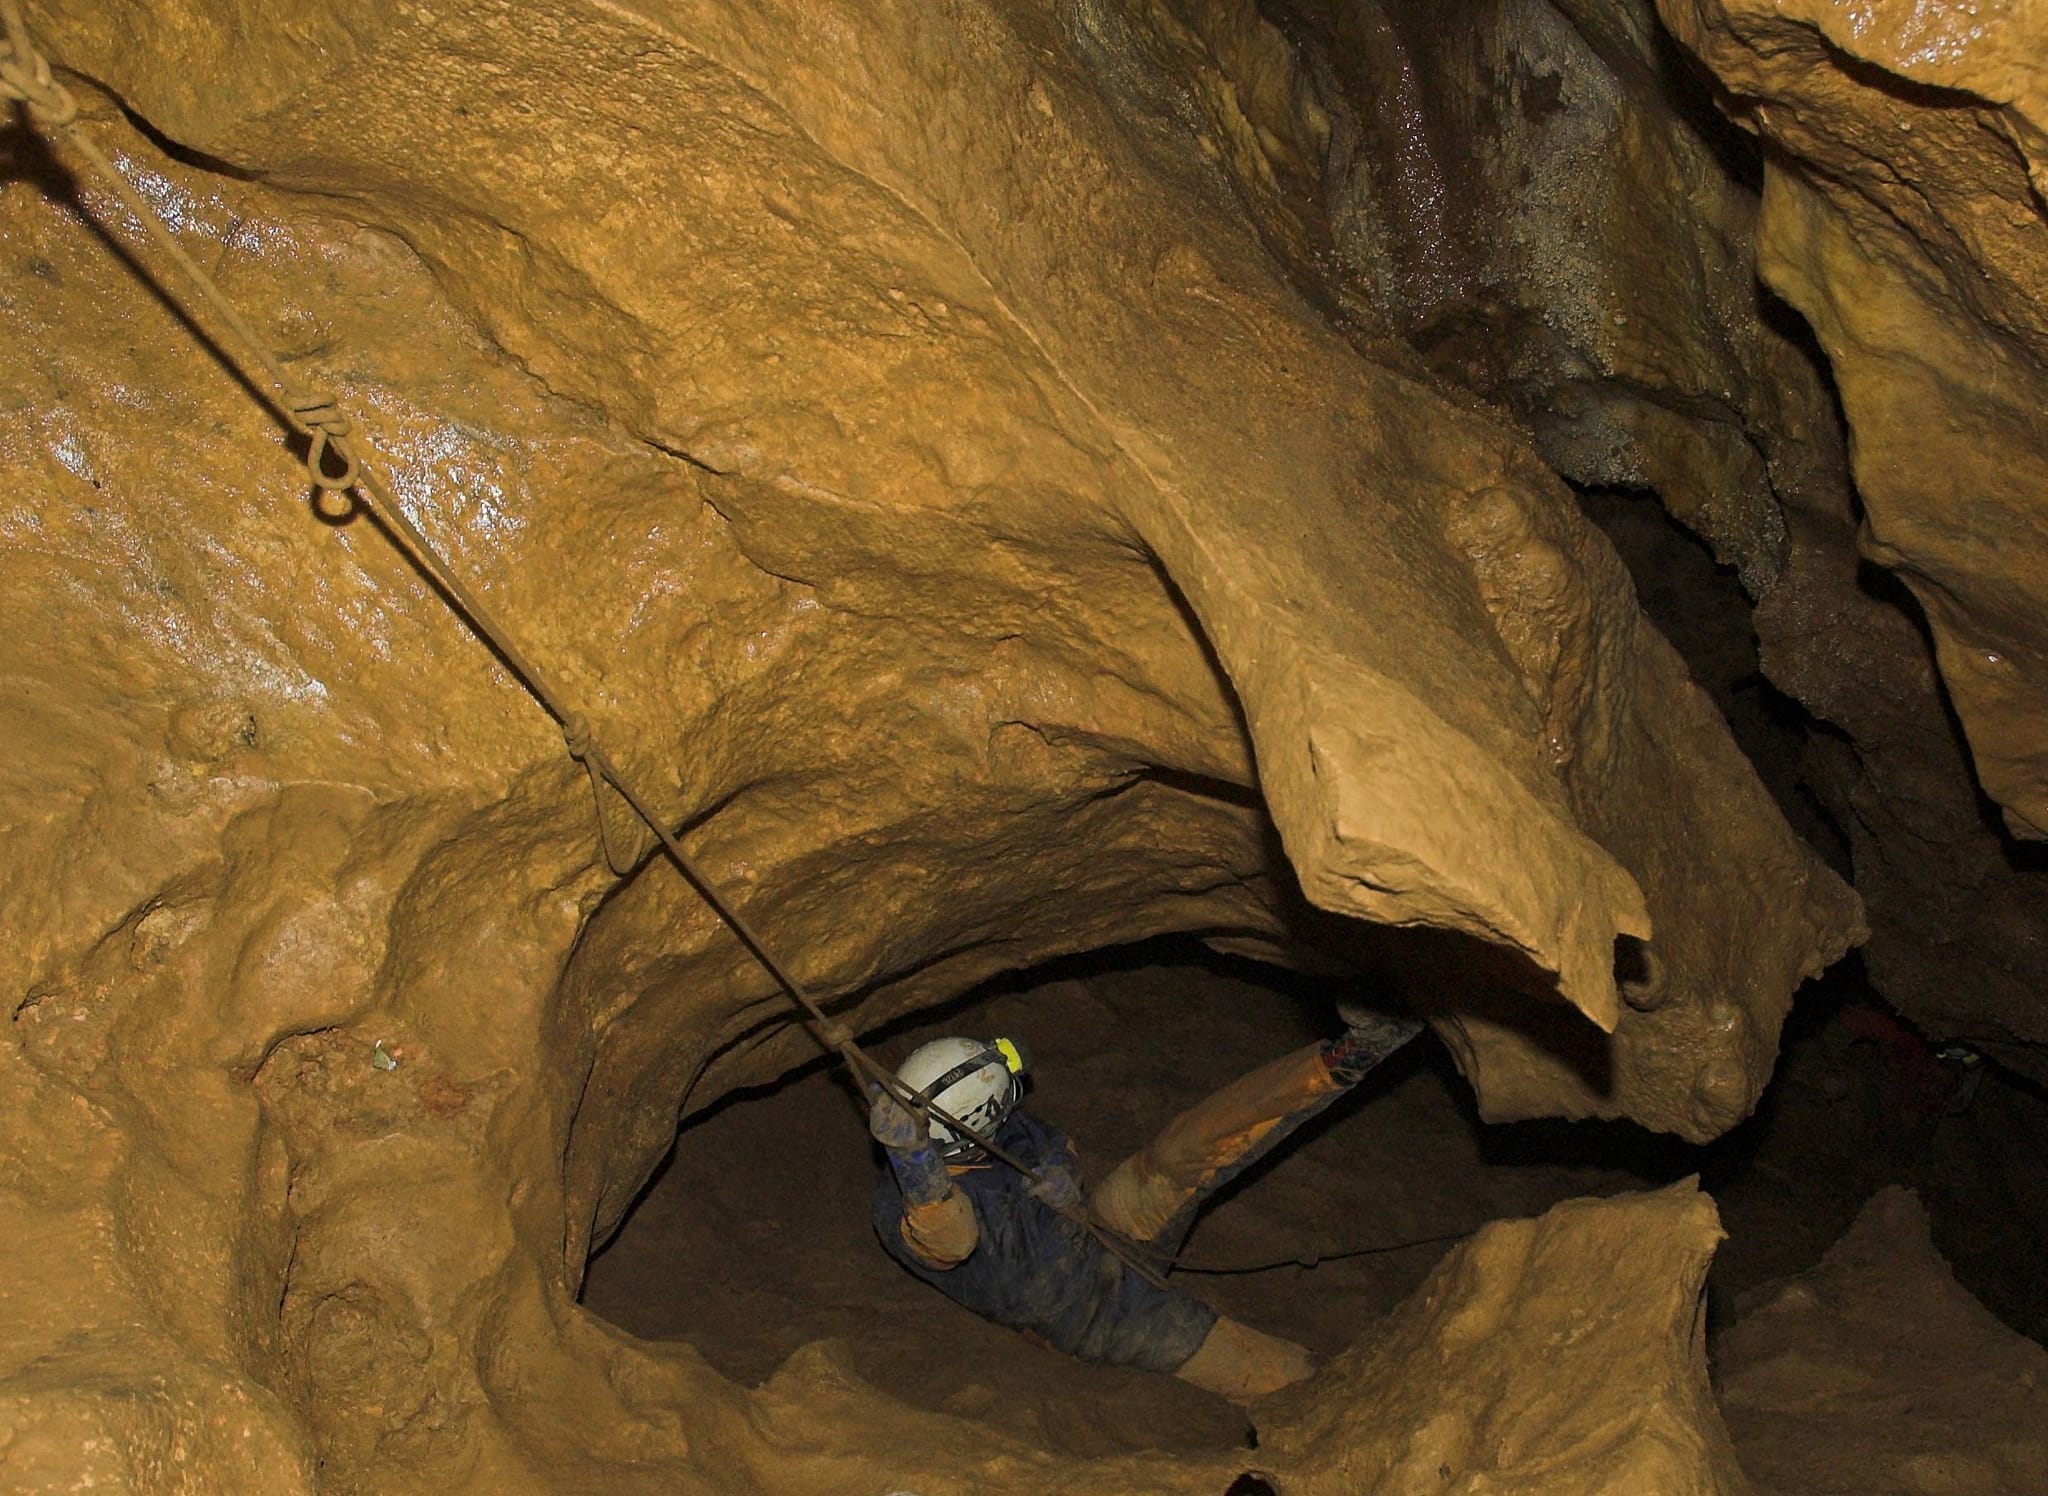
[894,1035,1030,1156]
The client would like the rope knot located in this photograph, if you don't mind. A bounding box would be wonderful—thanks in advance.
[288,390,359,502]
[561,713,592,760]
[0,8,79,129]
[814,1019,852,1050]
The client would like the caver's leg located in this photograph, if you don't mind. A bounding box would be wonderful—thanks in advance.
[1091,1010,1421,1252]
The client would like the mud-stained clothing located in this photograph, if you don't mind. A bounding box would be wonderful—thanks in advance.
[871,1012,1423,1384]
[872,1110,1218,1373]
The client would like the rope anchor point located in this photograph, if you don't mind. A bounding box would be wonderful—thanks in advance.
[290,392,360,508]
[0,0,79,129]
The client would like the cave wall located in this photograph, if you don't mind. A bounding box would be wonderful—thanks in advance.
[1271,0,1821,593]
[1717,1188,2048,1496]
[1663,0,2048,839]
[17,0,2046,1490]
[1658,0,2048,1064]
[1260,1182,1747,1495]
[1240,0,2048,1062]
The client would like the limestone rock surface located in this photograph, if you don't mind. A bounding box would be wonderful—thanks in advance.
[1,0,1863,1491]
[1256,0,2048,1061]
[1276,0,1819,595]
[1259,1182,1749,1495]
[1660,0,2048,840]
[1643,0,2048,1061]
[1718,1187,2048,1496]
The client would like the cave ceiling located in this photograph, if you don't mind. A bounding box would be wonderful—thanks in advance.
[1,0,2043,1491]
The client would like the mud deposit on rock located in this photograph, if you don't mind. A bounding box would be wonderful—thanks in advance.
[3,0,2044,1489]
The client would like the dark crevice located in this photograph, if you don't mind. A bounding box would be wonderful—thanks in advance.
[1850,560,2048,870]
[643,434,731,478]
[113,99,259,180]
[1574,484,1854,877]
[1130,764,1266,812]
[1758,283,1836,391]
[1643,15,1763,196]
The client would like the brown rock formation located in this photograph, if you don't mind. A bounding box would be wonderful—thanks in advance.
[1260,0,2048,1060]
[1662,0,2048,840]
[1273,0,1822,594]
[1260,1182,1748,1495]
[1655,0,2048,1065]
[21,0,2048,1489]
[1718,1187,2048,1496]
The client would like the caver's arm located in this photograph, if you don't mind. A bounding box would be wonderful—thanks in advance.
[869,1086,980,1268]
[1024,1130,1083,1213]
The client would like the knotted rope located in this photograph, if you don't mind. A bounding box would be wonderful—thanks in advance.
[0,0,71,128]
[2,1,1173,1288]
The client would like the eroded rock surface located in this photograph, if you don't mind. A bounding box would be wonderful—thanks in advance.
[1272,0,1821,595]
[1662,0,2048,841]
[0,0,1928,1490]
[1655,0,2048,1067]
[1260,1182,1748,1495]
[1719,1187,2048,1496]
[1250,0,2048,1061]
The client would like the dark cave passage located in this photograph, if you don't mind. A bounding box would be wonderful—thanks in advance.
[581,939,2048,1460]
[574,438,2048,1470]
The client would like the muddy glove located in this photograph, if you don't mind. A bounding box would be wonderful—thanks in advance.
[1327,1004,1425,1085]
[868,1085,931,1152]
[1025,1161,1083,1213]
[868,1084,951,1206]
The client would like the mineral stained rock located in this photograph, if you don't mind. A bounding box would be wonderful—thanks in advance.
[1264,0,2047,1060]
[1259,1182,1749,1496]
[1718,1187,2048,1496]
[1659,0,2048,840]
[1650,0,2048,1059]
[1276,0,1820,596]
[2,0,1861,1490]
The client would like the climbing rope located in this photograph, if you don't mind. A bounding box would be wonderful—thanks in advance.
[0,2,1183,1289]
[1171,1227,1474,1276]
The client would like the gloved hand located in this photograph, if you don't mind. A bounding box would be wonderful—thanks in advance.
[867,1085,932,1153]
[1335,1000,1423,1042]
[1025,1161,1083,1213]
[1325,1007,1425,1085]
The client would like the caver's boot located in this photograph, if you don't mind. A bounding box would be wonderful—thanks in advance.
[1173,1315,1317,1402]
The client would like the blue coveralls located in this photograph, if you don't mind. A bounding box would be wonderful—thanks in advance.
[871,1109,1218,1373]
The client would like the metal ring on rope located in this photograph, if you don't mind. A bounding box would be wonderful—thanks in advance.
[290,393,360,515]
